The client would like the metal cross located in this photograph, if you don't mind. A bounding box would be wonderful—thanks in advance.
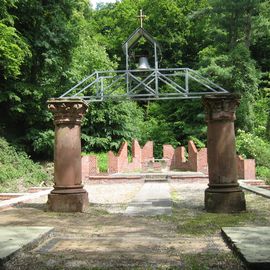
[137,9,147,28]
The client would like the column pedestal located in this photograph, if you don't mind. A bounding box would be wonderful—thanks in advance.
[47,99,89,212]
[203,94,246,213]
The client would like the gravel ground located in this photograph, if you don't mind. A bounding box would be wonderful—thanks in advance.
[85,182,143,213]
[170,180,208,210]
[2,179,268,269]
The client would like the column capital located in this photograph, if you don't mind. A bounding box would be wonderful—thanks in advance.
[203,94,241,122]
[47,98,88,125]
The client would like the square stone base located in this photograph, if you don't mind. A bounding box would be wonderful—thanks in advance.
[47,191,89,212]
[205,189,246,213]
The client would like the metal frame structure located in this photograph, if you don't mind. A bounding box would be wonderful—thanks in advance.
[60,68,228,103]
[60,16,228,103]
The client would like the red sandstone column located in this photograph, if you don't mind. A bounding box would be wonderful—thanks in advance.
[203,94,246,213]
[47,99,89,212]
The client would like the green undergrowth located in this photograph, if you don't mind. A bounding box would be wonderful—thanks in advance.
[257,166,270,184]
[0,137,49,192]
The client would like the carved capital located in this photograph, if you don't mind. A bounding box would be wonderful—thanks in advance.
[203,94,240,122]
[47,99,88,125]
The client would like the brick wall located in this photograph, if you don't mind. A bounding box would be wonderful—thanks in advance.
[142,141,154,162]
[117,142,129,172]
[81,155,99,180]
[174,147,188,170]
[237,155,256,179]
[108,140,154,173]
[163,144,175,168]
[84,140,256,178]
[108,151,117,173]
[188,141,198,171]
[162,141,208,174]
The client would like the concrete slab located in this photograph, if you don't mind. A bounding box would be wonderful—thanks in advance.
[124,182,172,216]
[0,189,52,210]
[0,226,53,266]
[239,180,270,199]
[222,227,270,270]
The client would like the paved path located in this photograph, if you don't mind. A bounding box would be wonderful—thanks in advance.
[124,182,172,216]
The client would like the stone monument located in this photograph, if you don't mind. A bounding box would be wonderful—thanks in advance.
[203,94,246,213]
[47,99,89,212]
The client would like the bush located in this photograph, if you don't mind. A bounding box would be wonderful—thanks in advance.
[0,137,49,192]
[256,166,270,184]
[236,130,270,168]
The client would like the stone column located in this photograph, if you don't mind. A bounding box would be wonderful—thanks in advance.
[203,94,246,213]
[47,99,89,212]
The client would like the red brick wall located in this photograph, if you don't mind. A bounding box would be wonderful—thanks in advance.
[188,141,198,171]
[174,146,189,170]
[108,151,118,174]
[162,141,208,174]
[117,142,128,172]
[163,144,175,168]
[81,155,99,180]
[130,140,142,169]
[108,140,152,173]
[237,155,256,179]
[142,141,154,162]
[197,148,208,174]
[84,140,254,178]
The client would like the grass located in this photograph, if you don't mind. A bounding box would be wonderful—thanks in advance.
[157,189,267,236]
[158,204,257,236]
[178,253,244,270]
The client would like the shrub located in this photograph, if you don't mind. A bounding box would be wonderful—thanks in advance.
[236,130,270,168]
[256,166,270,184]
[0,137,49,192]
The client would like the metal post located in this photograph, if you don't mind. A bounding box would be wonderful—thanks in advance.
[125,43,129,94]
[96,72,99,96]
[101,77,104,100]
[154,42,158,96]
[185,69,189,93]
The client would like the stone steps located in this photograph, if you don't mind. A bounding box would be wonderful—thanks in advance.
[144,174,168,183]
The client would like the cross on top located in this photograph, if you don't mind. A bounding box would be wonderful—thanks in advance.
[137,9,147,28]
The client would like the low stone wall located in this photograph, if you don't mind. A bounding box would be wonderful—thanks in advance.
[82,140,256,180]
[108,140,154,174]
[163,141,208,174]
[86,175,144,184]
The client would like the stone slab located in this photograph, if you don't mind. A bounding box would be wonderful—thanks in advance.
[239,180,270,199]
[0,226,53,265]
[0,189,52,210]
[222,227,270,270]
[124,182,172,216]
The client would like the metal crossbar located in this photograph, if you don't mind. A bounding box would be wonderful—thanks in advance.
[60,68,228,102]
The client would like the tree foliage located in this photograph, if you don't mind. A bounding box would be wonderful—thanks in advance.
[0,0,269,171]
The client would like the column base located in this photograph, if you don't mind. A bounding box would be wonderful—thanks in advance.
[47,189,89,212]
[205,188,246,213]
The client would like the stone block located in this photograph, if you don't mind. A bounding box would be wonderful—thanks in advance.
[205,189,246,213]
[47,191,89,212]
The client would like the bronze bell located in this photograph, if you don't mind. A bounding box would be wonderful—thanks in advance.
[138,56,151,70]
